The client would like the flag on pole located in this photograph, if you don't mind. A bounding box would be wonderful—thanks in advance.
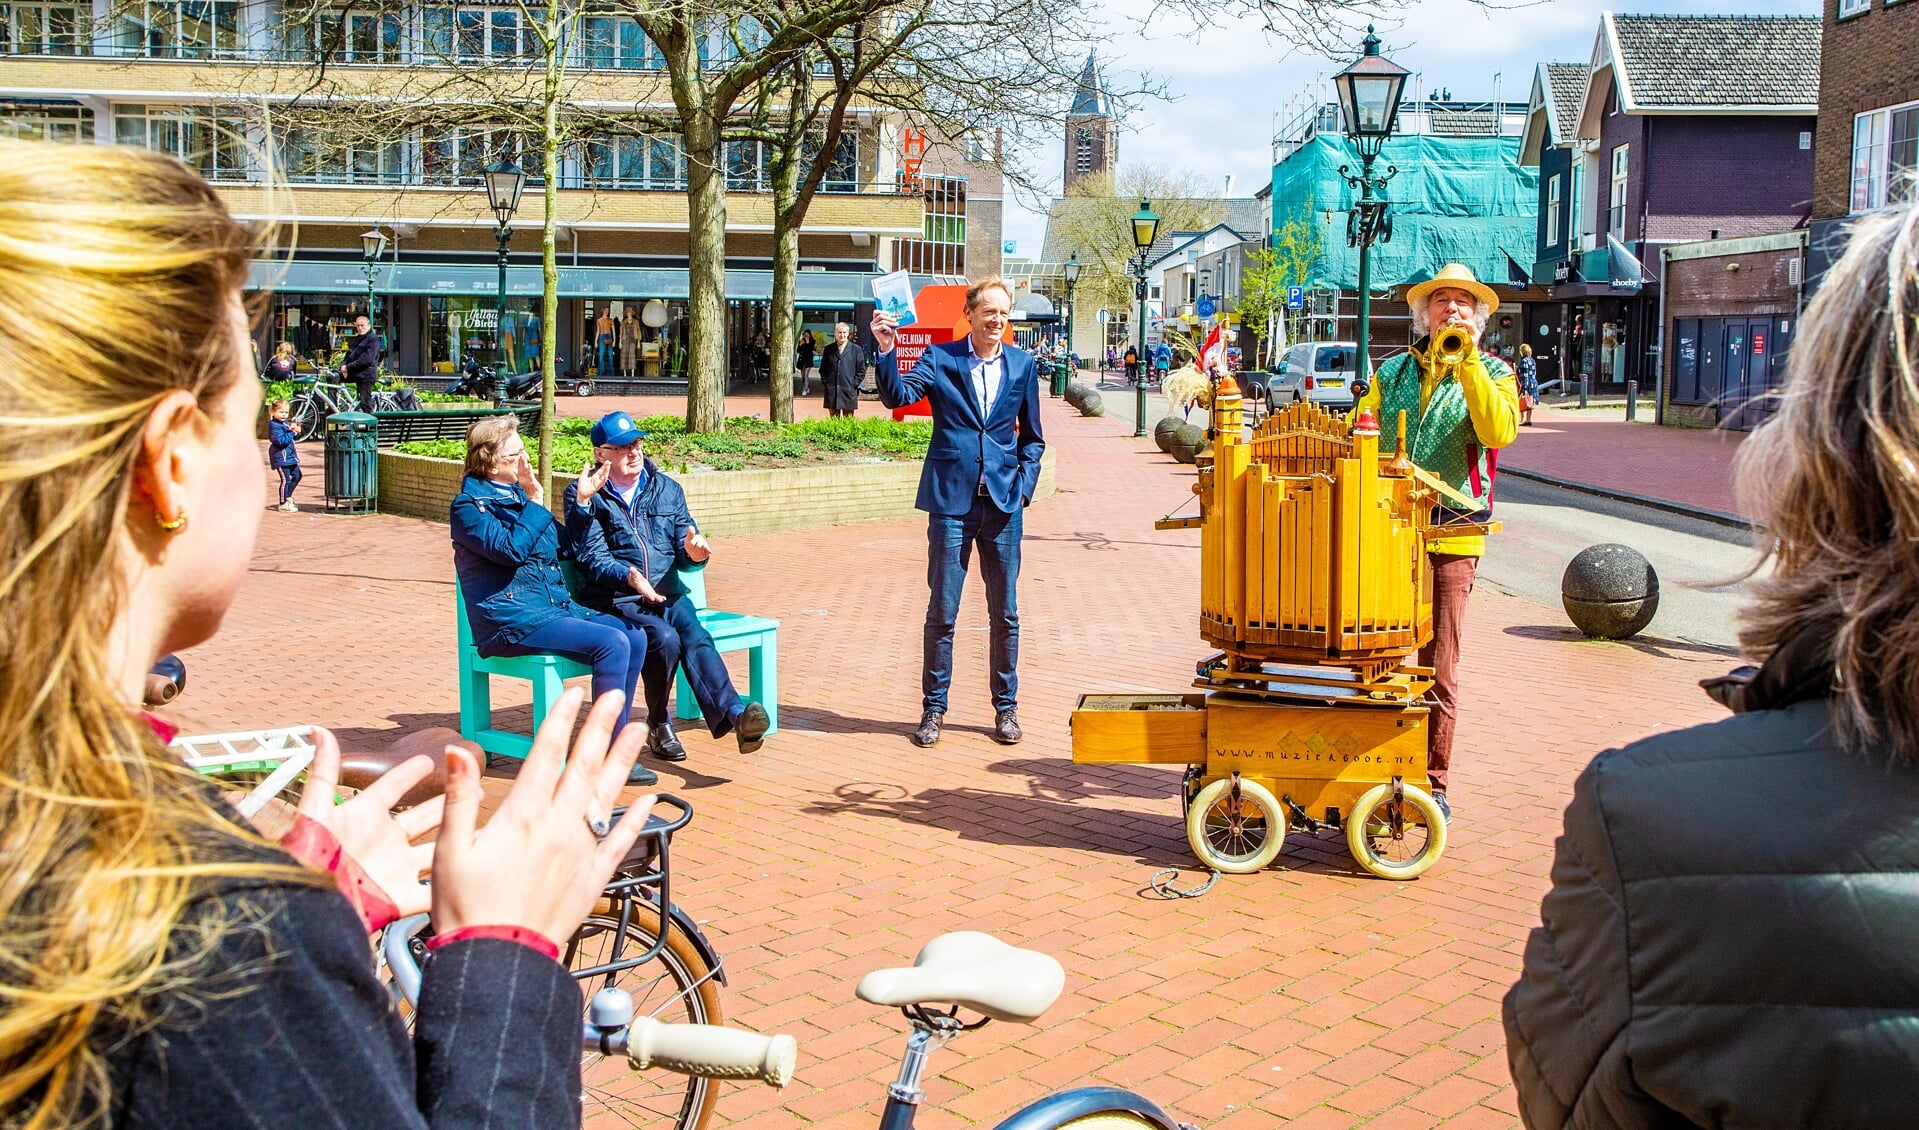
[1199,322,1226,375]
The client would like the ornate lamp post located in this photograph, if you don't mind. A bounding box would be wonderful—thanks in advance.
[1130,199,1161,437]
[359,228,387,329]
[1063,251,1082,374]
[1332,26,1409,391]
[482,158,527,367]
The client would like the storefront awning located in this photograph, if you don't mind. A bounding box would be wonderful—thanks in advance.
[250,260,878,304]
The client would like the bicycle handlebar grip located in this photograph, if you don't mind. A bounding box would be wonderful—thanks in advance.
[625,1017,797,1086]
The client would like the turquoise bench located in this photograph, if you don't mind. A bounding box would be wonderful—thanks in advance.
[456,566,780,759]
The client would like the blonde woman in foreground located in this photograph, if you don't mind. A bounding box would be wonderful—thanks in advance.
[1505,203,1919,1124]
[0,139,654,1128]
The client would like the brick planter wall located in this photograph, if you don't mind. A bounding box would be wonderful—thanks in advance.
[378,447,1058,535]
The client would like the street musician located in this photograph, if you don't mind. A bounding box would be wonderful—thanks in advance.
[1350,263,1520,824]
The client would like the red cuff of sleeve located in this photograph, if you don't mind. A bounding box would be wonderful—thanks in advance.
[426,925,562,962]
[279,814,403,935]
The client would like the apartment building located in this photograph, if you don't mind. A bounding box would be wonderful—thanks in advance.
[0,3,931,386]
[1807,0,1919,282]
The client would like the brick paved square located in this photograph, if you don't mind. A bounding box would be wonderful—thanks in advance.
[170,394,1730,1127]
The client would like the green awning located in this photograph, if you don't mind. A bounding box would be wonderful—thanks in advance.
[250,260,878,303]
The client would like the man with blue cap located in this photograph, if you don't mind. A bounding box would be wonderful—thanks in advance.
[563,410,770,762]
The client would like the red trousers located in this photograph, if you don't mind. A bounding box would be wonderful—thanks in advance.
[1417,553,1478,794]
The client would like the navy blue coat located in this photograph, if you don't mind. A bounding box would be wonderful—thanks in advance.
[450,476,590,654]
[267,419,300,467]
[342,331,381,382]
[562,461,703,606]
[874,337,1045,516]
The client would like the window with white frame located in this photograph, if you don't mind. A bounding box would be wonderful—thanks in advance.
[279,127,406,184]
[1839,0,1870,17]
[1852,101,1919,213]
[1608,144,1628,239]
[114,103,249,179]
[582,134,684,189]
[416,5,531,62]
[723,139,767,191]
[120,1,239,58]
[579,14,658,68]
[0,101,92,140]
[802,130,858,192]
[421,126,529,185]
[1546,173,1561,247]
[287,8,404,62]
[2,2,88,55]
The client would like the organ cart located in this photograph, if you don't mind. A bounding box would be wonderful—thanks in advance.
[1069,375,1494,879]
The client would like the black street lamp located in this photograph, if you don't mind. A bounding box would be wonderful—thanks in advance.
[483,158,527,367]
[1129,199,1160,437]
[1063,251,1082,379]
[1333,25,1409,393]
[359,227,387,329]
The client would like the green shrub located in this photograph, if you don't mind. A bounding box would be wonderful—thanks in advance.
[395,414,933,471]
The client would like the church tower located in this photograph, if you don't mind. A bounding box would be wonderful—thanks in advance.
[1064,51,1116,193]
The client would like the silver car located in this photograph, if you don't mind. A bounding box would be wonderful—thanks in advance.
[1271,342,1359,408]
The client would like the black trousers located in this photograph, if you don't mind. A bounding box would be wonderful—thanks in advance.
[355,378,377,412]
[609,594,743,737]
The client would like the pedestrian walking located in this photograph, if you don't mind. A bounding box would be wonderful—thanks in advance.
[1505,202,1919,1130]
[341,314,381,411]
[871,278,1045,748]
[796,330,818,396]
[1348,263,1519,823]
[1516,343,1539,425]
[267,397,301,512]
[820,321,864,418]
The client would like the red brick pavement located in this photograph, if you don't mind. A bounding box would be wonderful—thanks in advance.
[1499,406,1747,519]
[186,398,1734,1127]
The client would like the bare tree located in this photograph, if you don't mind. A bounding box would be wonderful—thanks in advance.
[1047,166,1226,316]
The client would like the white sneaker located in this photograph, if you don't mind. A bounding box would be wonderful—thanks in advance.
[278,501,299,512]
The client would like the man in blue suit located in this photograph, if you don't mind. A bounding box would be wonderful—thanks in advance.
[871,278,1045,748]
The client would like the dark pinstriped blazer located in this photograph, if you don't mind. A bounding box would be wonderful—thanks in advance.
[103,842,582,1128]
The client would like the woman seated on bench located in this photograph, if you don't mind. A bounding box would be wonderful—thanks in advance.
[452,415,658,786]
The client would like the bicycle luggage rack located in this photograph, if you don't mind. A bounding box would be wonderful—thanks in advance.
[171,726,317,818]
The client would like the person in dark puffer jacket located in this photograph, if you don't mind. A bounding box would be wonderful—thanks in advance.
[1504,203,1919,1127]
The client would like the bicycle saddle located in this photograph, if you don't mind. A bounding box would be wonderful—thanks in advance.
[338,727,467,809]
[855,932,1065,1024]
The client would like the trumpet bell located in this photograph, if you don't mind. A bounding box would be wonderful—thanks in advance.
[1433,324,1474,367]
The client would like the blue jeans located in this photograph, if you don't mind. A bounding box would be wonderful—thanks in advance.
[275,464,302,504]
[923,495,1022,713]
[613,594,744,737]
[494,612,648,738]
[597,333,616,375]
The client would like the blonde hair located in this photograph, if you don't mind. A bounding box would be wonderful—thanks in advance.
[0,138,311,1128]
[464,414,520,479]
[274,341,295,360]
[1735,204,1919,758]
[1519,343,1533,358]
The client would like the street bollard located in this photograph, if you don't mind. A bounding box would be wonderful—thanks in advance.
[1626,380,1638,421]
[1579,377,1589,409]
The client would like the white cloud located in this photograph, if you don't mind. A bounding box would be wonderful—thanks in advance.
[999,0,1819,258]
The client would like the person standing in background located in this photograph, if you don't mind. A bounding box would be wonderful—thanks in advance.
[1516,343,1539,426]
[820,322,864,418]
[341,315,381,412]
[796,330,818,397]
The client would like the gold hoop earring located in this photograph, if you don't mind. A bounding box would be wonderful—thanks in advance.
[155,509,187,533]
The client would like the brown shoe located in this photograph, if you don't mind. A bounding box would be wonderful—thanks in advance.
[992,708,1022,745]
[911,710,944,748]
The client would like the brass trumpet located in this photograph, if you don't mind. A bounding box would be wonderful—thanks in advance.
[1432,323,1475,368]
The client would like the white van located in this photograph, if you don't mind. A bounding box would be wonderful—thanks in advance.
[1271,342,1360,408]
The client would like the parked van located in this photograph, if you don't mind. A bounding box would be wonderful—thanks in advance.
[1272,342,1359,408]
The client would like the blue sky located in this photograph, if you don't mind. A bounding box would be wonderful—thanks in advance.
[1001,0,1822,257]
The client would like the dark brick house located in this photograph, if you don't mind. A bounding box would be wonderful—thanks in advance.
[1524,13,1820,394]
[1520,62,1592,388]
[1807,0,1919,282]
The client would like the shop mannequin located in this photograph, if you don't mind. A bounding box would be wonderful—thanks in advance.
[596,307,616,377]
[620,308,639,379]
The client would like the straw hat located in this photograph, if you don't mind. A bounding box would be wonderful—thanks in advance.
[1406,263,1499,314]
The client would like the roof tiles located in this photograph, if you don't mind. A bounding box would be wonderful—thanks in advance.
[1611,14,1819,109]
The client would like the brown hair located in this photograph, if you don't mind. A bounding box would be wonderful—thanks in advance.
[1734,204,1919,758]
[464,414,520,479]
[965,277,1014,312]
[0,138,309,1128]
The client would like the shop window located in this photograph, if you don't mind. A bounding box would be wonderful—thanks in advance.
[1852,101,1919,213]
[0,101,92,141]
[119,0,239,58]
[2,2,88,55]
[430,296,539,373]
[114,103,249,180]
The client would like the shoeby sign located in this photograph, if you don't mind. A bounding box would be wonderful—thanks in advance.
[889,283,1015,422]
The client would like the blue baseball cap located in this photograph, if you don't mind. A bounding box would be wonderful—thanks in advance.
[590,411,647,447]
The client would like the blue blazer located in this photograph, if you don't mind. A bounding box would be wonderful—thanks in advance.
[450,476,589,654]
[874,337,1045,516]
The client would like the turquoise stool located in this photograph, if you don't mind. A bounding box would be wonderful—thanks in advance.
[455,568,781,758]
[672,567,781,736]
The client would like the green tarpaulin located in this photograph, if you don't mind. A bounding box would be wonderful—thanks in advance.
[1270,134,1539,291]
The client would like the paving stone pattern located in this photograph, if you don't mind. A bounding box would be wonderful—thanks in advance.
[1499,406,1747,519]
[177,394,1734,1128]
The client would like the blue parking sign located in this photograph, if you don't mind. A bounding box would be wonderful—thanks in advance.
[1286,285,1304,310]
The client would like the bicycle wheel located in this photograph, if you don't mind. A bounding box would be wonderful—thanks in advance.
[568,900,723,1130]
[289,395,321,441]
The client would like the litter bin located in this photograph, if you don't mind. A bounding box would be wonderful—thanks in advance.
[323,410,379,514]
[1050,358,1071,398]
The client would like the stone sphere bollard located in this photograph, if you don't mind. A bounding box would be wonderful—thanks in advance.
[1077,390,1106,417]
[1063,381,1094,409]
[1169,422,1207,464]
[1153,416,1183,452]
[1561,543,1660,639]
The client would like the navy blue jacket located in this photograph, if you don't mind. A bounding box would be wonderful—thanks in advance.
[562,461,702,606]
[450,476,589,654]
[874,337,1045,516]
[267,418,299,467]
[342,331,381,382]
